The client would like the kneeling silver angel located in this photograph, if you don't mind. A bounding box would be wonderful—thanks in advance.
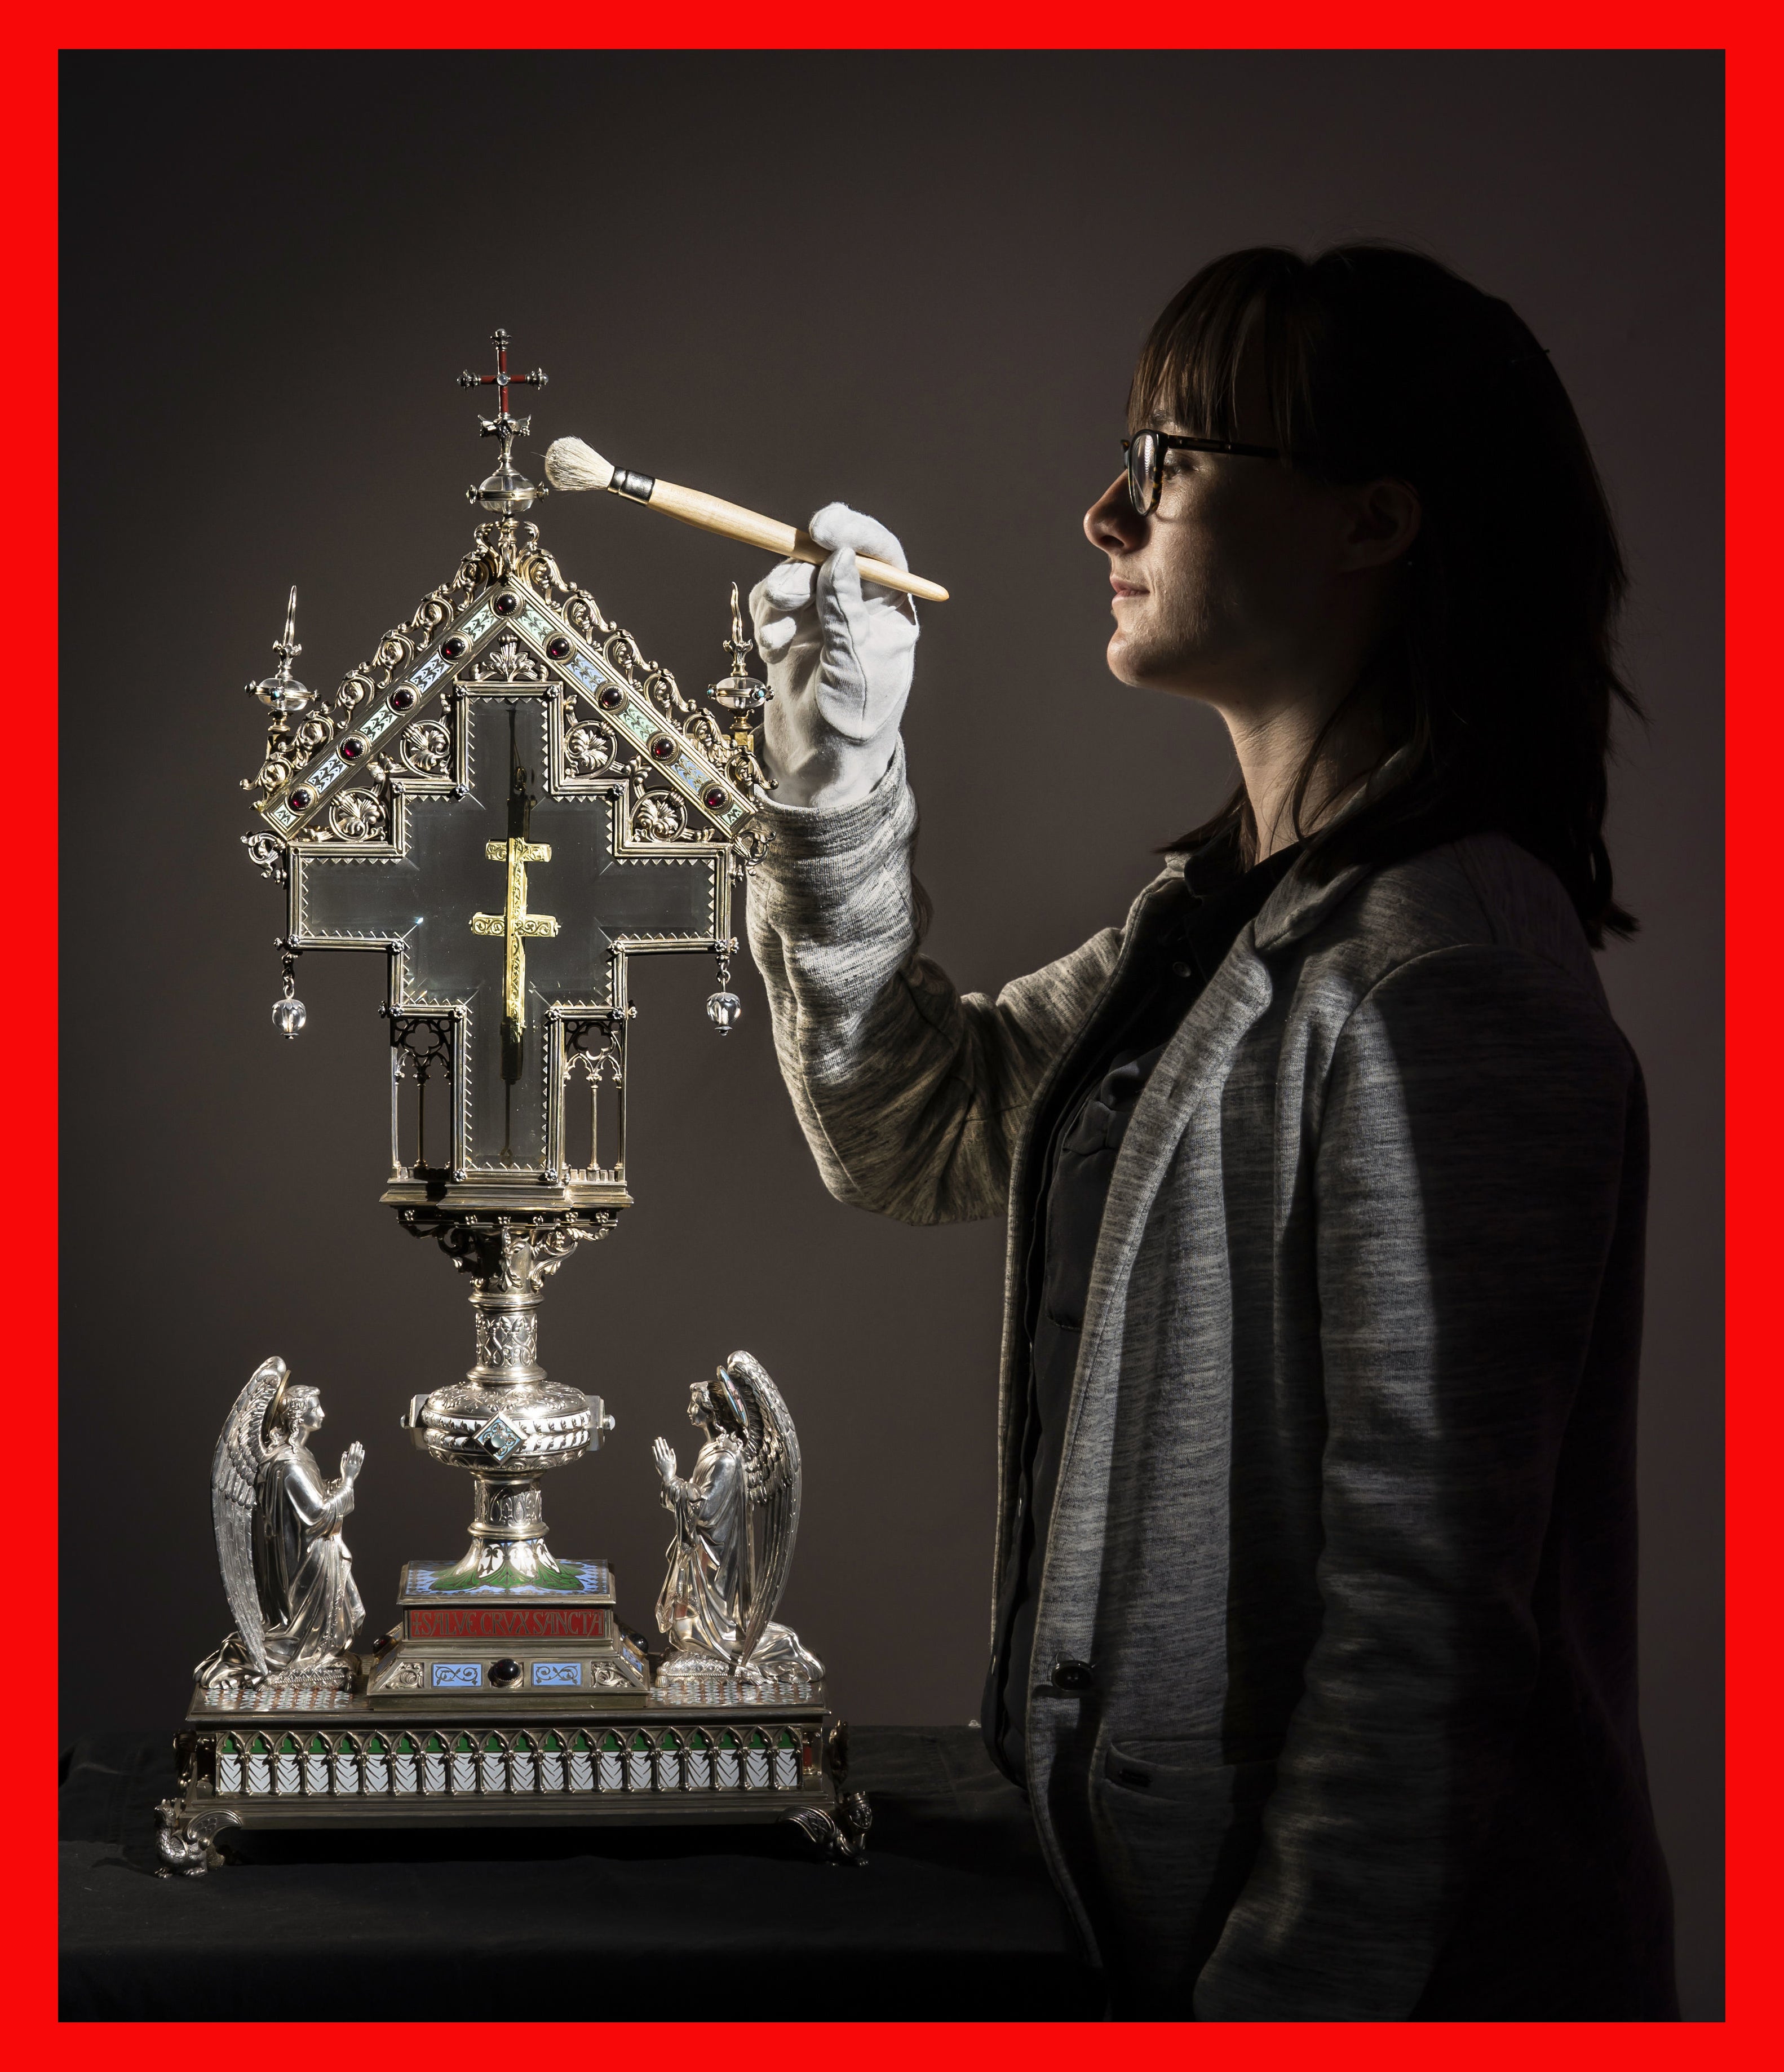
[652,1350,822,1698]
[196,1355,365,1689]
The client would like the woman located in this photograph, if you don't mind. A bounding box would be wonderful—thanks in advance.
[743,245,1675,2019]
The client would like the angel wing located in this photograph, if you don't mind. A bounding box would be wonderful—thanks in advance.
[724,1350,802,1672]
[211,1355,287,1677]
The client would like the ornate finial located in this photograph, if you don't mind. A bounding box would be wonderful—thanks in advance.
[706,581,771,734]
[723,583,752,677]
[245,586,312,717]
[460,328,550,515]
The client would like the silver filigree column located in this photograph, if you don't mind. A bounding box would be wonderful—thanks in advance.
[400,1212,614,1587]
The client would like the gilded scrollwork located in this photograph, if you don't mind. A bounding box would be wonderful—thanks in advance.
[562,586,613,640]
[459,517,550,592]
[400,1208,617,1289]
[409,582,458,645]
[602,628,645,683]
[515,536,568,599]
[243,516,768,862]
[681,708,726,758]
[456,525,507,594]
[631,788,691,844]
[564,719,616,775]
[599,620,701,720]
[333,586,461,717]
[243,713,333,802]
[326,788,389,842]
[400,720,453,778]
[242,830,289,883]
[465,633,548,684]
[641,664,693,721]
[680,706,769,798]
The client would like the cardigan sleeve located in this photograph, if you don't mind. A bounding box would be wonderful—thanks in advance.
[744,742,1125,1226]
[1194,942,1643,2019]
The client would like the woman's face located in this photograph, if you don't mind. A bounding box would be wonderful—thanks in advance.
[1084,426,1366,715]
[1084,368,1416,723]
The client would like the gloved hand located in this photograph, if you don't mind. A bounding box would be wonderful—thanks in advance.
[749,502,920,810]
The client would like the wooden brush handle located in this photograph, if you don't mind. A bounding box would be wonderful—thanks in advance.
[645,476,949,602]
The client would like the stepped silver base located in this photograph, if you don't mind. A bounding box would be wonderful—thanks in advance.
[159,1681,865,1871]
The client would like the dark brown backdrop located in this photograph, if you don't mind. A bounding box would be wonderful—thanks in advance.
[60,50,1724,2017]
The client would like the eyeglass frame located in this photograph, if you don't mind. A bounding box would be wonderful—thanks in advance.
[1121,430,1283,516]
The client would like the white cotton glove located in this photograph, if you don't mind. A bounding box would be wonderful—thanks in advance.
[749,502,920,810]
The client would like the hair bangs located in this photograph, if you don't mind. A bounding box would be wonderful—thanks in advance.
[1127,248,1319,459]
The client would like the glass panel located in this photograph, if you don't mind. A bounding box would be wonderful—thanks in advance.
[300,693,720,1175]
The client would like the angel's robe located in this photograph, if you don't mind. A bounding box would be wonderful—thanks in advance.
[252,1441,365,1669]
[656,1431,820,1680]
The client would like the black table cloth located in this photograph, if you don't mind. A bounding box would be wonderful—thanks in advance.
[60,1724,1105,2021]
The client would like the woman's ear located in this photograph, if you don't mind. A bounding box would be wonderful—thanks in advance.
[1339,478,1422,571]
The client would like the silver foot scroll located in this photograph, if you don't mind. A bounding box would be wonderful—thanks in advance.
[783,1790,873,1866]
[154,1800,242,1876]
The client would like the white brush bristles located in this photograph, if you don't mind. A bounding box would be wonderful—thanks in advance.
[543,436,615,492]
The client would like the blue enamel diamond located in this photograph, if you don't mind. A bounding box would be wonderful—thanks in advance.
[475,1414,525,1463]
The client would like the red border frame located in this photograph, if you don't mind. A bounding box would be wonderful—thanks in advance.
[30,9,1753,2061]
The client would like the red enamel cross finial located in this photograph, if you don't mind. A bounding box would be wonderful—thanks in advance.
[457,328,548,438]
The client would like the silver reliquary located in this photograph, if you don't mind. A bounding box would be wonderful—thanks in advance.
[156,332,865,1876]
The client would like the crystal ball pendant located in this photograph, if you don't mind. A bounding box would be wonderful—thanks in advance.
[705,990,742,1033]
[273,997,308,1038]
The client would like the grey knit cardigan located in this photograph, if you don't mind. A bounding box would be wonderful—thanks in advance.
[746,744,1673,2020]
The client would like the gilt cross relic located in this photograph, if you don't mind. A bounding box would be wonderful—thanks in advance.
[471,724,560,1070]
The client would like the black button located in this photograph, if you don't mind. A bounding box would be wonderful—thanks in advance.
[489,1658,523,1689]
[1050,1657,1095,1692]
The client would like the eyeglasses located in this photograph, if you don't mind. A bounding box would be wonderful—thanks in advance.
[1121,429,1282,516]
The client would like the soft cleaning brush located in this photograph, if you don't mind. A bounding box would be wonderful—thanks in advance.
[542,436,949,604]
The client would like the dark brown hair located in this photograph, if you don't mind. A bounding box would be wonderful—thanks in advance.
[1138,244,1639,944]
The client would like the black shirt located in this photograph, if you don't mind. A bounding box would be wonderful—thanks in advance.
[988,834,1304,1787]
